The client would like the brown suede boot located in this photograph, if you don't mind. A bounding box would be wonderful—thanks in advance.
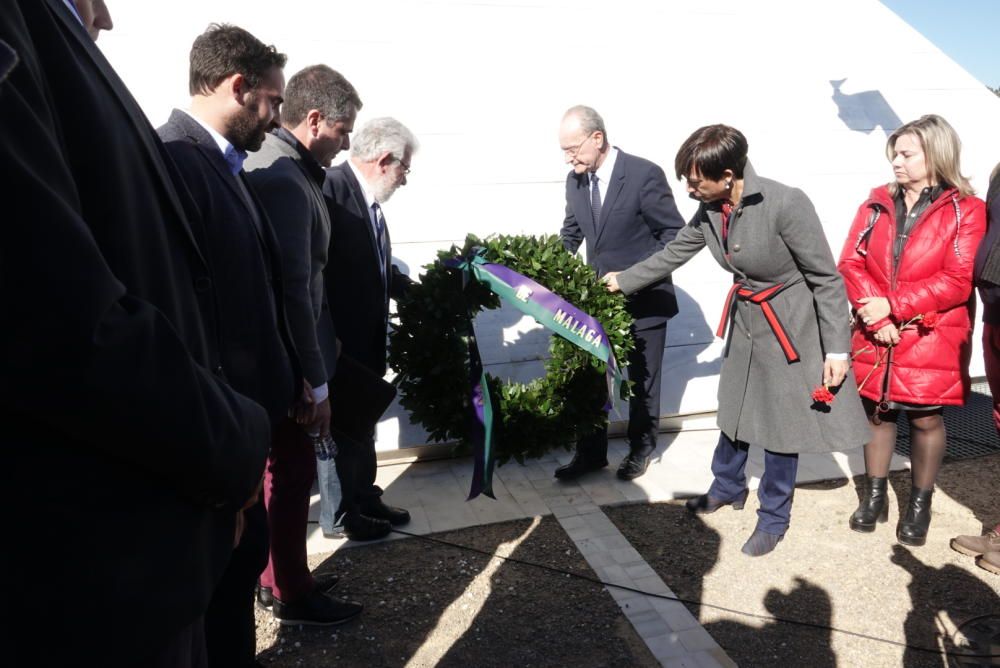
[950,526,1000,557]
[977,551,1000,575]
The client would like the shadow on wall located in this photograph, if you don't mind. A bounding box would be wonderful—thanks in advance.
[830,79,902,137]
[658,285,722,415]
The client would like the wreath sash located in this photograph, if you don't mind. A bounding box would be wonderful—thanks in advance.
[449,249,624,499]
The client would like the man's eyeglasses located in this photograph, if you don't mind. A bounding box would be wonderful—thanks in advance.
[395,157,411,175]
[561,132,595,158]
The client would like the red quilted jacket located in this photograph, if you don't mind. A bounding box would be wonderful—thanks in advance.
[838,185,986,406]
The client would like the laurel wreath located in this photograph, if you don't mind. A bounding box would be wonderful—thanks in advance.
[388,234,634,465]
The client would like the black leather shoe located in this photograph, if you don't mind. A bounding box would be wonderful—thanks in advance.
[554,454,608,480]
[342,512,391,541]
[849,475,889,533]
[361,497,410,526]
[257,573,340,610]
[616,453,650,480]
[897,487,933,547]
[685,489,749,514]
[272,589,363,626]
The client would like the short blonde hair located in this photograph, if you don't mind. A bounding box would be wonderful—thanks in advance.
[886,114,974,197]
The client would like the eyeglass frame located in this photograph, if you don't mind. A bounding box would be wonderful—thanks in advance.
[394,156,411,175]
[561,131,598,158]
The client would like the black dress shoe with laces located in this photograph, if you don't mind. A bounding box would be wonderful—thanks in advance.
[361,497,410,526]
[616,453,650,480]
[342,512,392,541]
[256,573,339,610]
[554,454,608,480]
[272,589,363,626]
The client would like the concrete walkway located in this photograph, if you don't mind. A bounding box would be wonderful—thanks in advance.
[304,425,908,667]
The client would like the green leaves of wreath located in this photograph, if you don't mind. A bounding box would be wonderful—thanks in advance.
[388,234,635,466]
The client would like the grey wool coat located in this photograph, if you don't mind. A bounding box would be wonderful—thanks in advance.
[617,163,870,453]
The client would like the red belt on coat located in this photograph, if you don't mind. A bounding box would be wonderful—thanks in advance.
[716,281,800,363]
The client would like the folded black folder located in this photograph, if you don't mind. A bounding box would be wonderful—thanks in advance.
[328,352,397,444]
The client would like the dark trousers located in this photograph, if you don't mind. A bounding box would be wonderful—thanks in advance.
[707,432,799,535]
[984,324,1000,434]
[260,418,316,602]
[578,322,666,460]
[334,432,380,518]
[151,616,208,668]
[204,501,268,667]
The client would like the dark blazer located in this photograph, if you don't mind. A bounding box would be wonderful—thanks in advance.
[561,149,685,327]
[246,130,338,386]
[323,162,413,374]
[0,1,271,662]
[158,109,299,421]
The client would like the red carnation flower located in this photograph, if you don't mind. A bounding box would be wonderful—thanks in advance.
[919,312,941,330]
[811,385,835,404]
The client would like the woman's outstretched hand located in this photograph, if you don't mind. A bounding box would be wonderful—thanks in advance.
[603,272,621,293]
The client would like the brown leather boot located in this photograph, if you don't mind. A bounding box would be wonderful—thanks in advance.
[950,526,1000,557]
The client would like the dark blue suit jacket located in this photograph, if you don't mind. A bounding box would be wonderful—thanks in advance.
[561,149,685,328]
[323,162,413,375]
[158,109,300,423]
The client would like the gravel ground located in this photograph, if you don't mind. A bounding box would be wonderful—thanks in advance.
[606,453,1000,668]
[255,516,658,667]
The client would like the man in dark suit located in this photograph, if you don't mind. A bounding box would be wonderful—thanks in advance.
[1,1,271,664]
[557,105,685,481]
[246,64,365,626]
[322,117,417,540]
[157,25,351,663]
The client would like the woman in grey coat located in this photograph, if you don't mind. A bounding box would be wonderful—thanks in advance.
[605,125,870,556]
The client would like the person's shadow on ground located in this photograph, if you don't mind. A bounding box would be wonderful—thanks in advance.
[890,543,1000,668]
[702,576,836,668]
[605,503,830,667]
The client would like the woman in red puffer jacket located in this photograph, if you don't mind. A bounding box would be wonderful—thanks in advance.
[838,114,985,547]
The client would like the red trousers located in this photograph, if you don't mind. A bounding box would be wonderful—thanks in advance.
[259,417,316,602]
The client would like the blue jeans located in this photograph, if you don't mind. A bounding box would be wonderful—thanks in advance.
[316,448,343,536]
[707,432,798,535]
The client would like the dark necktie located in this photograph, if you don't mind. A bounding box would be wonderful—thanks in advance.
[590,173,602,227]
[371,202,388,290]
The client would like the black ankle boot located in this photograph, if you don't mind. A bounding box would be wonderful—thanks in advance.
[849,476,889,533]
[897,487,933,546]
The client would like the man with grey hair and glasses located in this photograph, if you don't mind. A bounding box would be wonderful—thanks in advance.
[245,64,363,626]
[322,117,417,540]
[557,104,685,481]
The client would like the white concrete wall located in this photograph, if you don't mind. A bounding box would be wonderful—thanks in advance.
[97,0,1000,451]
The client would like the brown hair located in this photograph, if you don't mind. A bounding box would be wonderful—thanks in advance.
[281,65,362,128]
[188,24,286,96]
